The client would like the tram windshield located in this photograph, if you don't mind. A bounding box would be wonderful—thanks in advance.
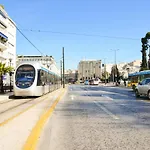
[15,65,35,88]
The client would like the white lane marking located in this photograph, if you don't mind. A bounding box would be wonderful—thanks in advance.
[102,95,113,100]
[70,95,75,100]
[94,101,119,120]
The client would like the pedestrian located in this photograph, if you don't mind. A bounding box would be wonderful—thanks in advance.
[124,80,126,86]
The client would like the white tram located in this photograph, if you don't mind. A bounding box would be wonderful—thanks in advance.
[14,62,61,97]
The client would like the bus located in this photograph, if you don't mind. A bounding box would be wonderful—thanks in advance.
[128,70,150,89]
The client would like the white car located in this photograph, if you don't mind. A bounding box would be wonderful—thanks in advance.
[135,78,150,99]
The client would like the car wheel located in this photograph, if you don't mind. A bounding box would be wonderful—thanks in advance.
[132,85,136,91]
[135,89,140,98]
[147,91,150,100]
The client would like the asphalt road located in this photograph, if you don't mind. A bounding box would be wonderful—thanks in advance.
[37,85,150,150]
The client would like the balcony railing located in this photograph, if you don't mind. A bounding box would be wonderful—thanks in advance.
[0,40,7,50]
[0,15,7,28]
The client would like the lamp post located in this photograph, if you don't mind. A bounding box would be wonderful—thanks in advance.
[110,49,119,84]
[9,58,12,92]
[126,67,130,78]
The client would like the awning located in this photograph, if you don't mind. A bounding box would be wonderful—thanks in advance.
[0,32,8,40]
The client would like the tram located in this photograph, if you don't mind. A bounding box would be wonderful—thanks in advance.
[14,62,61,97]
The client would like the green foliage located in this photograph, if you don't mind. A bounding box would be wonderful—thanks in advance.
[0,63,13,75]
[111,65,120,82]
[101,71,110,80]
[145,32,150,39]
[0,5,4,9]
[140,37,148,70]
[0,62,13,93]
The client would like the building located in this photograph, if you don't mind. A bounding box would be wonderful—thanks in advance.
[0,5,16,86]
[121,60,141,78]
[0,5,16,67]
[78,60,101,81]
[103,60,141,79]
[17,55,60,75]
[65,69,78,83]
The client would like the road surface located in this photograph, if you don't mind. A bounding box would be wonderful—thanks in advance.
[1,85,150,150]
[37,85,150,150]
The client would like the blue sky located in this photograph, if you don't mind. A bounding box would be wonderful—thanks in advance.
[1,0,150,69]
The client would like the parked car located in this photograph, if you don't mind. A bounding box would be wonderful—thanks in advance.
[89,79,94,85]
[84,80,89,85]
[135,78,150,99]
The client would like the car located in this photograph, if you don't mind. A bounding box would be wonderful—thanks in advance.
[93,78,100,85]
[135,78,150,99]
[84,80,89,85]
[89,79,94,85]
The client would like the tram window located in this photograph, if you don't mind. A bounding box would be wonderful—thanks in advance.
[37,70,42,86]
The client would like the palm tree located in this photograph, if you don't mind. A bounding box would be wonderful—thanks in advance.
[0,63,13,93]
[140,37,148,71]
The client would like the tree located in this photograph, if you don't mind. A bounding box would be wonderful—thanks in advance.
[145,32,150,39]
[101,71,110,82]
[0,5,4,9]
[0,63,13,93]
[111,65,120,82]
[145,32,150,69]
[140,37,148,71]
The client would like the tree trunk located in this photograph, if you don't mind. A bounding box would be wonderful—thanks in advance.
[0,75,4,93]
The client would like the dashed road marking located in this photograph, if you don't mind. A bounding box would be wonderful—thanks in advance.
[70,95,75,100]
[94,101,119,120]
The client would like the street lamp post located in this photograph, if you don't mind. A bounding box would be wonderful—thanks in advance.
[110,49,119,84]
[9,58,12,92]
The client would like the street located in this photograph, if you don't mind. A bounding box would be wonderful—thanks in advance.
[0,85,150,150]
[37,85,150,150]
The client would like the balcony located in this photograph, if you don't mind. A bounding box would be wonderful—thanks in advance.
[0,40,7,50]
[0,51,6,61]
[0,31,8,51]
[0,14,7,28]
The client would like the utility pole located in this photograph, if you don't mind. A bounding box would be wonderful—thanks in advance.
[104,58,107,84]
[110,49,119,84]
[62,47,65,88]
[60,60,62,85]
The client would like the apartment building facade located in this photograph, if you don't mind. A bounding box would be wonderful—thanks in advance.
[0,5,16,67]
[78,60,102,81]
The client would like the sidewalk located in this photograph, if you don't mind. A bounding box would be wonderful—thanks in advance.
[100,82,115,87]
[0,91,14,101]
[100,82,131,89]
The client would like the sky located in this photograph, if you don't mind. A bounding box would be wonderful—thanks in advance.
[1,0,150,69]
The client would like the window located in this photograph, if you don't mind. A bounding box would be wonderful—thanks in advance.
[15,65,35,89]
[145,79,150,85]
[0,10,6,19]
[8,32,14,38]
[0,22,7,28]
[141,79,146,85]
[8,42,14,47]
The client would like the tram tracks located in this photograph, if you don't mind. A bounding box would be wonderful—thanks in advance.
[0,100,12,105]
[0,99,34,115]
[0,88,62,127]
